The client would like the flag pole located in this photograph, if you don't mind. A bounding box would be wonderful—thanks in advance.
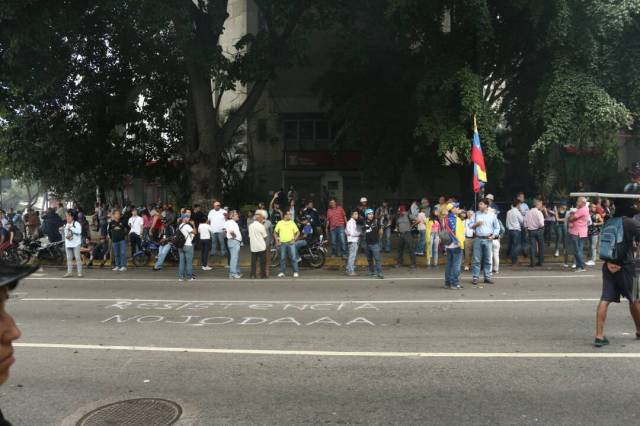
[473,114,477,211]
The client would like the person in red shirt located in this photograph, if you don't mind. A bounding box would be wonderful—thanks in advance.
[325,199,347,257]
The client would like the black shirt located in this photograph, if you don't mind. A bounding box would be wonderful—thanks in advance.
[108,219,127,242]
[192,211,207,227]
[616,217,640,265]
[364,219,381,245]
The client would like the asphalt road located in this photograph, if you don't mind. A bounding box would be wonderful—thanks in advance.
[1,264,639,425]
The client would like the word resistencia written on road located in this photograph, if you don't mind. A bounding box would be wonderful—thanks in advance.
[101,301,380,327]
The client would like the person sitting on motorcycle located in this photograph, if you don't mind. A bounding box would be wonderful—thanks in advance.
[152,232,174,271]
[0,223,15,254]
[294,218,316,263]
[87,236,109,268]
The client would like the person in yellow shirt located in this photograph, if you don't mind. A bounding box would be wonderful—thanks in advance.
[444,203,465,289]
[274,211,300,278]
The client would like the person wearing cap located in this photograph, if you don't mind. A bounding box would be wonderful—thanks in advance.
[486,194,500,216]
[0,263,38,425]
[177,211,196,282]
[471,198,500,285]
[394,206,417,269]
[248,210,269,279]
[444,203,465,289]
[363,209,384,278]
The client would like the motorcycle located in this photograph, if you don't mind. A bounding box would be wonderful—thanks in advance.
[20,237,65,264]
[270,235,327,269]
[132,238,179,267]
[0,244,31,265]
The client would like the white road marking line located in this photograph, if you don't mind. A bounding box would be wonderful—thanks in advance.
[19,297,600,304]
[13,343,640,358]
[23,274,596,282]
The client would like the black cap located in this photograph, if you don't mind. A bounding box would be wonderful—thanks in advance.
[0,263,38,291]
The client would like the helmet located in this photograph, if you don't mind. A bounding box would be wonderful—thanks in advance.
[364,208,374,216]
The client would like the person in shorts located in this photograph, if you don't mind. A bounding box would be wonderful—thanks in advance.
[594,198,640,347]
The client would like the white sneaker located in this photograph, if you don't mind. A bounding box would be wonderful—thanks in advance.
[563,264,569,268]
[293,272,299,278]
[571,264,576,269]
[585,260,596,266]
[112,267,119,271]
[554,250,559,257]
[63,272,72,278]
[463,266,469,271]
[277,272,285,278]
[119,267,127,272]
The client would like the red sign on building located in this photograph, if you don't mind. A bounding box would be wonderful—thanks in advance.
[284,151,361,171]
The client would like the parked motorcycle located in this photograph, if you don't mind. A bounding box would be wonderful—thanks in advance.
[0,244,31,265]
[270,235,327,269]
[132,238,179,267]
[20,238,65,264]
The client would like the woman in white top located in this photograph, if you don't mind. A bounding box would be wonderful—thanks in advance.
[198,220,212,271]
[63,211,83,278]
[225,211,242,279]
[414,207,428,256]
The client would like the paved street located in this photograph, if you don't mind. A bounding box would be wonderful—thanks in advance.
[2,264,640,425]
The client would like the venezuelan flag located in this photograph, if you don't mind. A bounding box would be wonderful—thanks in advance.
[471,116,487,193]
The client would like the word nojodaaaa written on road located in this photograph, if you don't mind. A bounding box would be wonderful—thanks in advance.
[101,301,380,327]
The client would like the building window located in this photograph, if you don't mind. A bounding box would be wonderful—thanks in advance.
[284,121,298,141]
[282,117,331,145]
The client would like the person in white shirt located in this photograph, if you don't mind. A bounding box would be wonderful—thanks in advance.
[248,210,269,279]
[63,211,83,278]
[198,220,212,271]
[207,201,228,257]
[177,212,195,282]
[463,210,475,271]
[506,199,525,266]
[127,208,144,257]
[225,210,243,279]
[345,210,360,276]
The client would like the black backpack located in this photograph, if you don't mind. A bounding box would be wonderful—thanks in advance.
[173,224,187,249]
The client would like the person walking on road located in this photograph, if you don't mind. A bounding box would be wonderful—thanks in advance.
[177,212,195,282]
[108,210,128,272]
[63,211,83,278]
[568,197,589,272]
[444,203,465,289]
[471,199,500,285]
[363,209,384,279]
[325,199,347,257]
[249,210,269,279]
[524,200,545,267]
[274,210,300,278]
[225,210,243,279]
[345,210,360,276]
[594,199,640,347]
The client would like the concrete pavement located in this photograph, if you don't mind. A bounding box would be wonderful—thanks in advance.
[2,265,639,425]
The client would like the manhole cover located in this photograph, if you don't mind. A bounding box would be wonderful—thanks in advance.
[77,398,182,426]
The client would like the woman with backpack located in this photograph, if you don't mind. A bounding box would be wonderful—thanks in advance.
[63,211,83,278]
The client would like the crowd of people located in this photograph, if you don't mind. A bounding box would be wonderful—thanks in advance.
[0,188,618,286]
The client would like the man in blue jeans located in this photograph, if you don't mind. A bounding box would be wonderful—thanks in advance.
[471,198,501,285]
[326,199,347,257]
[444,204,465,289]
[107,210,128,272]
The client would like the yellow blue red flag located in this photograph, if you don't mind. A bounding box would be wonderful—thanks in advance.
[471,116,487,193]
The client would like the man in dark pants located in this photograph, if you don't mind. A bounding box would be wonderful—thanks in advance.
[394,206,416,268]
[506,199,524,266]
[249,210,268,279]
[594,198,640,347]
[524,199,545,267]
[0,263,38,425]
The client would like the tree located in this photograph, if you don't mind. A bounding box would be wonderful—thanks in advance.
[1,0,338,203]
